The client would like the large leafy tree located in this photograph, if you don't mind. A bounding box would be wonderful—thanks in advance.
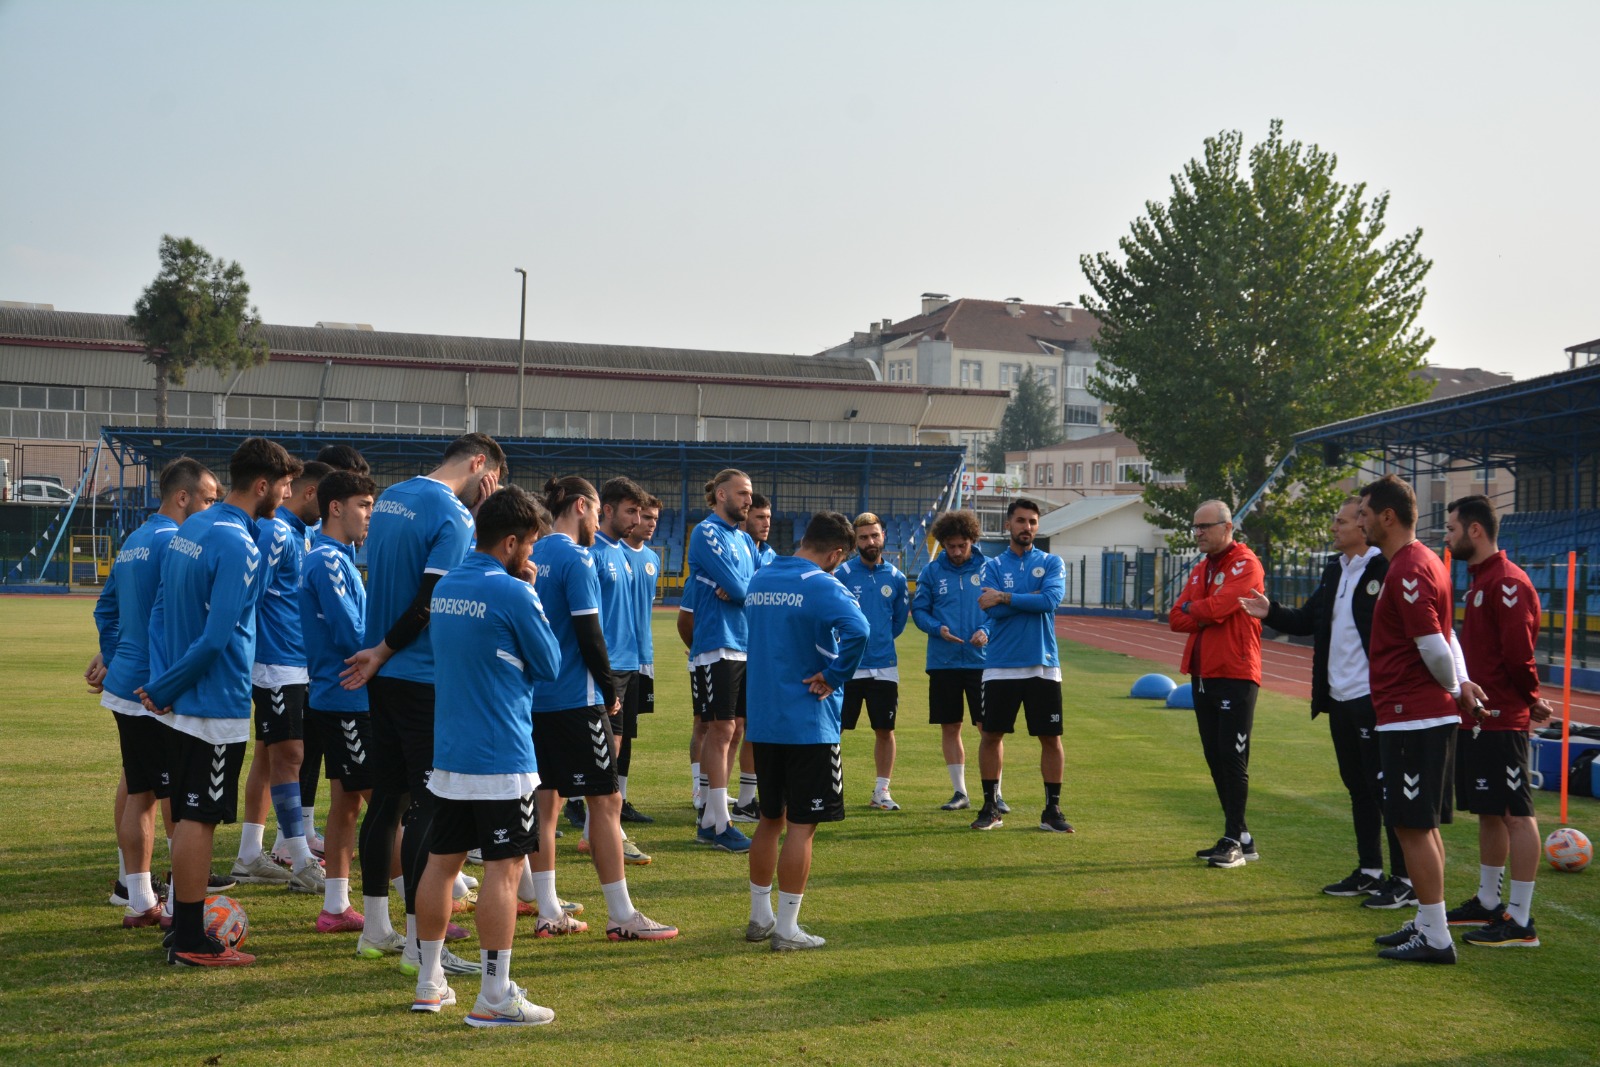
[129,235,268,427]
[1080,120,1432,558]
[981,366,1063,471]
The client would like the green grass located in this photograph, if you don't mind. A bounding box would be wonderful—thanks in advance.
[2,597,1597,1066]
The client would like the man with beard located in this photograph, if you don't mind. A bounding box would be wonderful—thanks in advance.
[340,432,504,974]
[836,512,910,811]
[728,493,777,821]
[139,437,299,966]
[912,509,989,812]
[620,495,664,824]
[973,499,1072,834]
[1443,494,1551,948]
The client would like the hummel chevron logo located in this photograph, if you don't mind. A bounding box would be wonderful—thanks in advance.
[343,721,359,740]
[1232,560,1246,575]
[1403,771,1421,801]
[1506,766,1522,790]
[1502,594,1519,608]
[246,557,260,574]
[212,756,226,773]
[272,692,286,715]
[1501,584,1516,596]
[1234,732,1248,753]
[1403,589,1419,603]
[520,796,536,832]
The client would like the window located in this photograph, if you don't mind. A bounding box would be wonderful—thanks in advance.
[1092,462,1109,484]
[1034,463,1054,486]
[1035,366,1058,391]
[1064,404,1099,426]
[887,359,913,382]
[1066,365,1088,391]
[1064,463,1082,486]
[1117,459,1152,484]
[959,360,983,387]
[1000,363,1022,389]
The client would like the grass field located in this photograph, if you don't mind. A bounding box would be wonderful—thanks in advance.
[2,597,1598,1066]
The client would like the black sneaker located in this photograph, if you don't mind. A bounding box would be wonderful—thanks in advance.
[970,805,1003,830]
[1362,876,1418,909]
[109,879,129,907]
[1208,840,1247,869]
[1196,837,1231,860]
[940,791,970,811]
[207,871,238,893]
[1238,838,1260,862]
[1463,914,1539,948]
[619,800,655,825]
[994,795,1011,815]
[1038,807,1075,833]
[564,798,586,830]
[1445,894,1501,927]
[1374,919,1419,947]
[728,800,760,823]
[1323,869,1384,897]
[1377,931,1457,964]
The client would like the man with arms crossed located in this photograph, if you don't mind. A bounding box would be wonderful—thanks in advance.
[912,509,989,811]
[836,512,910,811]
[342,432,503,974]
[1361,475,1477,963]
[729,493,778,821]
[411,486,562,1025]
[1444,494,1552,948]
[90,457,218,926]
[299,469,379,934]
[1241,499,1408,902]
[744,512,868,951]
[974,499,1072,834]
[140,437,298,966]
[620,493,664,825]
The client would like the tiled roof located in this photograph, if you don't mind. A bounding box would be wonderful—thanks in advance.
[850,298,1100,356]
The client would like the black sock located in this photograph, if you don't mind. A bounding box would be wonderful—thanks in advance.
[1044,782,1061,809]
[173,898,213,952]
[981,779,998,806]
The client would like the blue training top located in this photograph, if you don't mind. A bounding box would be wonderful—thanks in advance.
[299,532,368,713]
[687,512,755,657]
[622,540,661,667]
[529,532,605,711]
[835,556,909,670]
[364,476,475,685]
[978,546,1065,670]
[254,506,310,668]
[94,513,179,705]
[592,530,639,672]
[744,555,870,745]
[912,551,990,670]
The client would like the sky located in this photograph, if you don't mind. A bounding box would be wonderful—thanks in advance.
[1,1,1595,377]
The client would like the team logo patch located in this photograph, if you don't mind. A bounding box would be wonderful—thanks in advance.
[645,562,656,576]
[881,584,893,597]
[970,574,981,586]
[1032,566,1045,578]
[1214,573,1225,585]
[1474,590,1484,607]
[1366,579,1380,596]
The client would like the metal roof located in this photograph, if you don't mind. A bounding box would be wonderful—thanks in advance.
[1035,494,1147,537]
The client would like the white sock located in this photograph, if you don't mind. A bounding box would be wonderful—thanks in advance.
[164,837,173,862]
[117,848,128,882]
[1478,864,1504,908]
[126,871,157,913]
[776,890,804,939]
[1506,879,1535,927]
[364,895,393,939]
[302,805,317,834]
[749,882,774,926]
[1240,832,1253,846]
[453,872,470,900]
[518,858,536,902]
[1398,876,1413,887]
[874,776,891,798]
[708,787,730,832]
[272,828,286,856]
[697,773,709,797]
[1361,867,1383,880]
[995,772,1003,797]
[947,763,966,794]
[284,835,312,865]
[531,869,560,920]
[391,875,404,899]
[324,877,350,915]
[481,948,511,1003]
[618,775,629,800]
[690,763,701,799]
[238,822,265,863]
[738,773,758,806]
[582,817,591,844]
[1416,901,1451,948]
[600,878,635,925]
[418,938,445,989]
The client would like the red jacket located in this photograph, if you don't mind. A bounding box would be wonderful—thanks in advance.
[1169,541,1265,684]
[1460,550,1541,730]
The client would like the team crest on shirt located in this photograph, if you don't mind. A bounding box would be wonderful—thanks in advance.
[1474,590,1484,607]
[1214,573,1225,586]
[970,574,980,586]
[1366,579,1380,596]
[881,584,893,597]
[1032,566,1045,578]
[645,562,656,576]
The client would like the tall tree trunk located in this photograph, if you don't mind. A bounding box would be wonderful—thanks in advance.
[154,363,169,428]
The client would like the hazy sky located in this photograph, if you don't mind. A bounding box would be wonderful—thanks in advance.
[2,1,1594,377]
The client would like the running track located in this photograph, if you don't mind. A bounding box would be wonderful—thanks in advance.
[1057,614,1600,720]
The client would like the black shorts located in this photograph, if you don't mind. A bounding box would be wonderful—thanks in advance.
[752,742,845,825]
[252,683,308,745]
[168,730,246,825]
[367,676,435,798]
[307,709,375,791]
[928,669,984,726]
[114,712,172,798]
[693,658,746,722]
[981,676,1064,736]
[429,792,539,861]
[842,679,898,731]
[611,671,641,738]
[1455,729,1535,817]
[531,707,619,797]
[1379,723,1455,830]
[638,670,655,714]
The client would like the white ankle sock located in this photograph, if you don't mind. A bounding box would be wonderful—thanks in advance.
[117,848,128,882]
[518,858,536,902]
[709,787,730,832]
[601,878,635,925]
[1416,901,1451,948]
[947,763,965,794]
[1478,864,1504,908]
[404,913,419,959]
[481,948,511,1002]
[418,938,445,988]
[749,882,774,926]
[690,763,701,799]
[453,871,470,900]
[618,775,629,800]
[738,773,758,806]
[391,875,404,899]
[1506,879,1535,927]
[238,822,265,863]
[301,805,317,833]
[126,871,157,913]
[284,835,312,865]
[1361,867,1383,879]
[272,828,286,856]
[874,776,891,798]
[324,877,350,915]
[776,891,804,938]
[531,869,560,919]
[364,895,394,939]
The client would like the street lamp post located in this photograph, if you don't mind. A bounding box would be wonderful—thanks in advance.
[513,267,528,436]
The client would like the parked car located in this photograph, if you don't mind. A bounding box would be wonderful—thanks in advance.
[14,478,74,504]
[95,485,151,508]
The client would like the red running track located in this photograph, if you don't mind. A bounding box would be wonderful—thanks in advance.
[1056,614,1600,720]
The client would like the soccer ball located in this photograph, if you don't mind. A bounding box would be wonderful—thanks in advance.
[203,894,250,948]
[1543,828,1593,873]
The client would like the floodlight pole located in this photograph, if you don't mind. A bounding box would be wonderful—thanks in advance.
[514,267,528,436]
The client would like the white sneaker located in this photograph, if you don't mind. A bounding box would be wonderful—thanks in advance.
[402,945,481,976]
[466,849,483,865]
[465,983,554,1027]
[287,856,326,893]
[771,927,826,951]
[355,929,407,959]
[307,829,326,858]
[535,912,589,938]
[869,793,902,811]
[230,852,291,885]
[606,910,678,941]
[411,981,456,1013]
[460,873,479,891]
